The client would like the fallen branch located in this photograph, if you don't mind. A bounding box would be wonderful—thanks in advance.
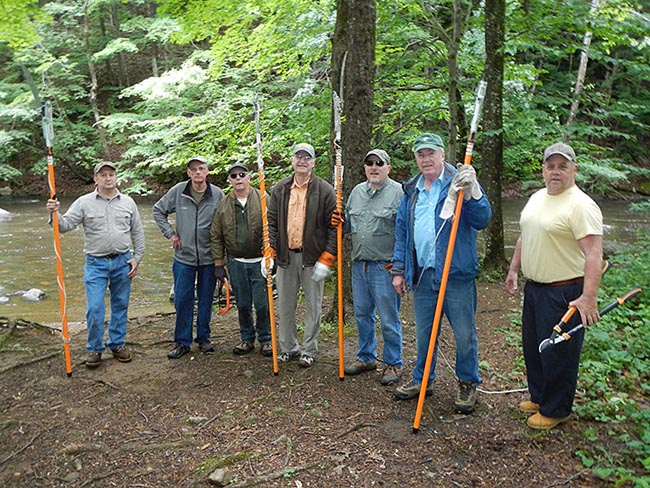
[227,462,320,488]
[0,351,60,374]
[543,469,590,488]
[337,422,379,438]
[0,433,39,466]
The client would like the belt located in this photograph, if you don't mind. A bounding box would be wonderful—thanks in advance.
[289,248,303,253]
[527,276,584,287]
[98,253,123,259]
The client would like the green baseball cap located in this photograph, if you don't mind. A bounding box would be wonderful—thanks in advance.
[413,133,444,153]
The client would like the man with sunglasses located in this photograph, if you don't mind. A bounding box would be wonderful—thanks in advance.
[339,149,404,385]
[267,143,337,368]
[210,163,272,358]
[153,156,224,359]
[391,133,491,414]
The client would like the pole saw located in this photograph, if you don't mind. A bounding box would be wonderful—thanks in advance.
[332,90,345,381]
[42,101,73,377]
[412,81,487,433]
[255,96,279,375]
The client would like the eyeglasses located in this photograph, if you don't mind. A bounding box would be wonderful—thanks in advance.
[364,160,386,167]
[228,172,247,179]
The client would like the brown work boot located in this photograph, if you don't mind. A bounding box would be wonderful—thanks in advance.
[111,346,132,363]
[527,412,570,430]
[519,400,540,413]
[454,379,477,414]
[344,360,377,375]
[380,365,402,386]
[86,352,102,369]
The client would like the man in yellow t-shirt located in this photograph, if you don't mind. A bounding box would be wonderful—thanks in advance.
[506,142,603,430]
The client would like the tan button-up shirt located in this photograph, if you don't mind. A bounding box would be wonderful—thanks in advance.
[286,177,310,249]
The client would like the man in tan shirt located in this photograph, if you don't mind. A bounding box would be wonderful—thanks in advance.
[267,143,337,368]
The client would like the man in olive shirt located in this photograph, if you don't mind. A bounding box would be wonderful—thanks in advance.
[46,162,145,368]
[341,149,404,385]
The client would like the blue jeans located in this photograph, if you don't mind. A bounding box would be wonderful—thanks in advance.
[352,260,402,366]
[227,258,271,345]
[411,269,481,384]
[172,259,216,347]
[84,252,132,353]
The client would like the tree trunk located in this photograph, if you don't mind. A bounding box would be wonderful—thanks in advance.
[482,0,508,274]
[565,0,601,136]
[83,0,112,161]
[327,0,376,323]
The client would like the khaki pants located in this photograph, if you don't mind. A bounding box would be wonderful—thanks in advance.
[276,251,325,357]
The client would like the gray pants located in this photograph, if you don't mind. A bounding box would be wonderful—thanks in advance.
[276,251,325,357]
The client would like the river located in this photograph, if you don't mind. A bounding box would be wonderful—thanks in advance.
[0,196,647,325]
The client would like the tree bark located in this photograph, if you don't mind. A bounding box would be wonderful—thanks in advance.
[565,0,601,136]
[328,0,376,320]
[482,0,508,274]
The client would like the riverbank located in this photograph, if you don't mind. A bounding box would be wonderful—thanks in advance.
[0,281,635,487]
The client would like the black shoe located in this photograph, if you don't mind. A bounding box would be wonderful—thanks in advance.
[168,344,190,359]
[198,341,215,354]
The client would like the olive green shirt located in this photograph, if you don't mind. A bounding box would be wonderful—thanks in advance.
[346,178,403,262]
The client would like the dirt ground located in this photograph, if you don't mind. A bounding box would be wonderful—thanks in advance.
[0,281,622,487]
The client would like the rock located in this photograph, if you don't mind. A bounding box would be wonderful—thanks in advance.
[0,208,12,220]
[0,296,8,304]
[208,468,233,487]
[21,288,46,302]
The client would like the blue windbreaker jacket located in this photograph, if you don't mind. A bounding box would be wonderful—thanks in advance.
[391,162,492,290]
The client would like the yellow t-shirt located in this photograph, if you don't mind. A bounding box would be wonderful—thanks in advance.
[520,185,603,283]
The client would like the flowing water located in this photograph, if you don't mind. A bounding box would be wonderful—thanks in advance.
[0,196,647,325]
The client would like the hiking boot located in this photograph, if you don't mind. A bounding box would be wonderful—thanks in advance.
[527,412,570,430]
[454,379,477,414]
[168,344,190,359]
[233,342,255,355]
[260,343,273,357]
[298,354,314,368]
[380,365,402,386]
[278,351,300,363]
[86,352,102,369]
[394,379,433,400]
[198,341,215,354]
[111,346,132,363]
[344,360,377,376]
[519,400,540,413]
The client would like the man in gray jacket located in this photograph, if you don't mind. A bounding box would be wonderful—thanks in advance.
[153,156,224,358]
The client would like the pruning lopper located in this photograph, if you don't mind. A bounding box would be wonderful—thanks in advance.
[539,286,642,352]
[217,278,231,314]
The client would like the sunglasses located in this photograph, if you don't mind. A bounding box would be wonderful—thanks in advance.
[364,160,386,167]
[228,172,248,179]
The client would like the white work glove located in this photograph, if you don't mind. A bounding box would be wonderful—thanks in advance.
[311,262,331,282]
[455,164,482,200]
[261,258,274,278]
[439,165,482,220]
[311,251,336,282]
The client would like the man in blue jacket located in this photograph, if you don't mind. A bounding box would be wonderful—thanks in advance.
[153,156,224,359]
[391,133,492,414]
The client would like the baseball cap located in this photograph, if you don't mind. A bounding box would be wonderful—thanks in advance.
[227,163,249,174]
[187,155,208,167]
[364,149,390,165]
[292,143,315,159]
[413,133,445,153]
[543,142,576,163]
[94,161,117,174]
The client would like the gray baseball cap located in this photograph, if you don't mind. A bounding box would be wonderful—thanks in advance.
[543,142,576,162]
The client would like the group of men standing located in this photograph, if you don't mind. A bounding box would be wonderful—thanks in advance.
[47,133,602,430]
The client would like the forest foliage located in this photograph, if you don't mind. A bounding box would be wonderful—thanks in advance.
[0,0,648,196]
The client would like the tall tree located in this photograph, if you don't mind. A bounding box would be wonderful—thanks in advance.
[482,0,508,273]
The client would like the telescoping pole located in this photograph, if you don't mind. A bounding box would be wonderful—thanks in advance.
[333,91,345,381]
[42,101,73,377]
[412,81,487,433]
[254,97,279,375]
